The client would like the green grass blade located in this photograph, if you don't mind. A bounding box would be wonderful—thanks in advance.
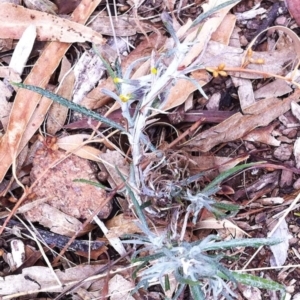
[220,271,285,292]
[189,284,205,300]
[202,237,283,251]
[203,162,263,193]
[73,179,110,190]
[191,0,241,28]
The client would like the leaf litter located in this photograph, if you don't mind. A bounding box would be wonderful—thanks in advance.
[1,0,300,299]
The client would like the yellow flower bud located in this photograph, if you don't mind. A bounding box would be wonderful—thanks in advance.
[113,77,123,84]
[119,94,131,102]
[151,67,158,75]
[218,63,226,71]
[218,71,227,77]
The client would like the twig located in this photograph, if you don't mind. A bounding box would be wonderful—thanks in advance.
[165,118,205,149]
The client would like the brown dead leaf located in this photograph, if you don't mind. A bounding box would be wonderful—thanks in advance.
[0,3,105,44]
[98,150,130,188]
[181,0,238,67]
[243,122,281,146]
[25,203,84,237]
[183,89,300,152]
[232,78,255,111]
[254,79,293,100]
[46,56,75,135]
[109,275,135,300]
[281,0,300,27]
[73,49,106,105]
[211,13,237,45]
[90,15,152,36]
[106,214,140,238]
[0,0,103,182]
[0,264,107,296]
[189,154,249,175]
[195,217,249,237]
[159,72,211,112]
[57,134,102,161]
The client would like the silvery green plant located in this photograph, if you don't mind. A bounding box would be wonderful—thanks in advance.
[125,230,285,300]
[120,165,286,299]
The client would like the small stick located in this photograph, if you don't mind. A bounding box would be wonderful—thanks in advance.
[165,118,205,149]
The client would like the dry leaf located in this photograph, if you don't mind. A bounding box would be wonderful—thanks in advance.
[285,0,300,26]
[291,101,300,122]
[57,134,102,161]
[106,214,141,237]
[73,49,105,104]
[10,239,25,269]
[46,57,75,135]
[183,89,300,152]
[98,150,130,188]
[0,3,105,44]
[94,216,126,257]
[0,265,106,296]
[9,24,36,76]
[243,123,281,146]
[24,203,83,237]
[211,13,237,45]
[108,275,135,300]
[254,79,292,100]
[269,219,292,266]
[294,137,300,168]
[231,78,255,111]
[195,217,249,237]
[90,15,151,36]
[189,155,248,177]
[0,80,13,130]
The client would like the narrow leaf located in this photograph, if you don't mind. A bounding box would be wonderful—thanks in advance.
[12,82,126,132]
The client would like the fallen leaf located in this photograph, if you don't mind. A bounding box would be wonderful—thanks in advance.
[254,79,293,100]
[211,13,237,45]
[285,0,300,26]
[243,123,281,146]
[46,56,75,135]
[269,219,292,266]
[57,134,102,161]
[9,24,36,76]
[0,3,105,44]
[73,49,105,105]
[0,265,107,296]
[109,274,135,300]
[98,150,130,188]
[106,214,141,237]
[183,89,300,152]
